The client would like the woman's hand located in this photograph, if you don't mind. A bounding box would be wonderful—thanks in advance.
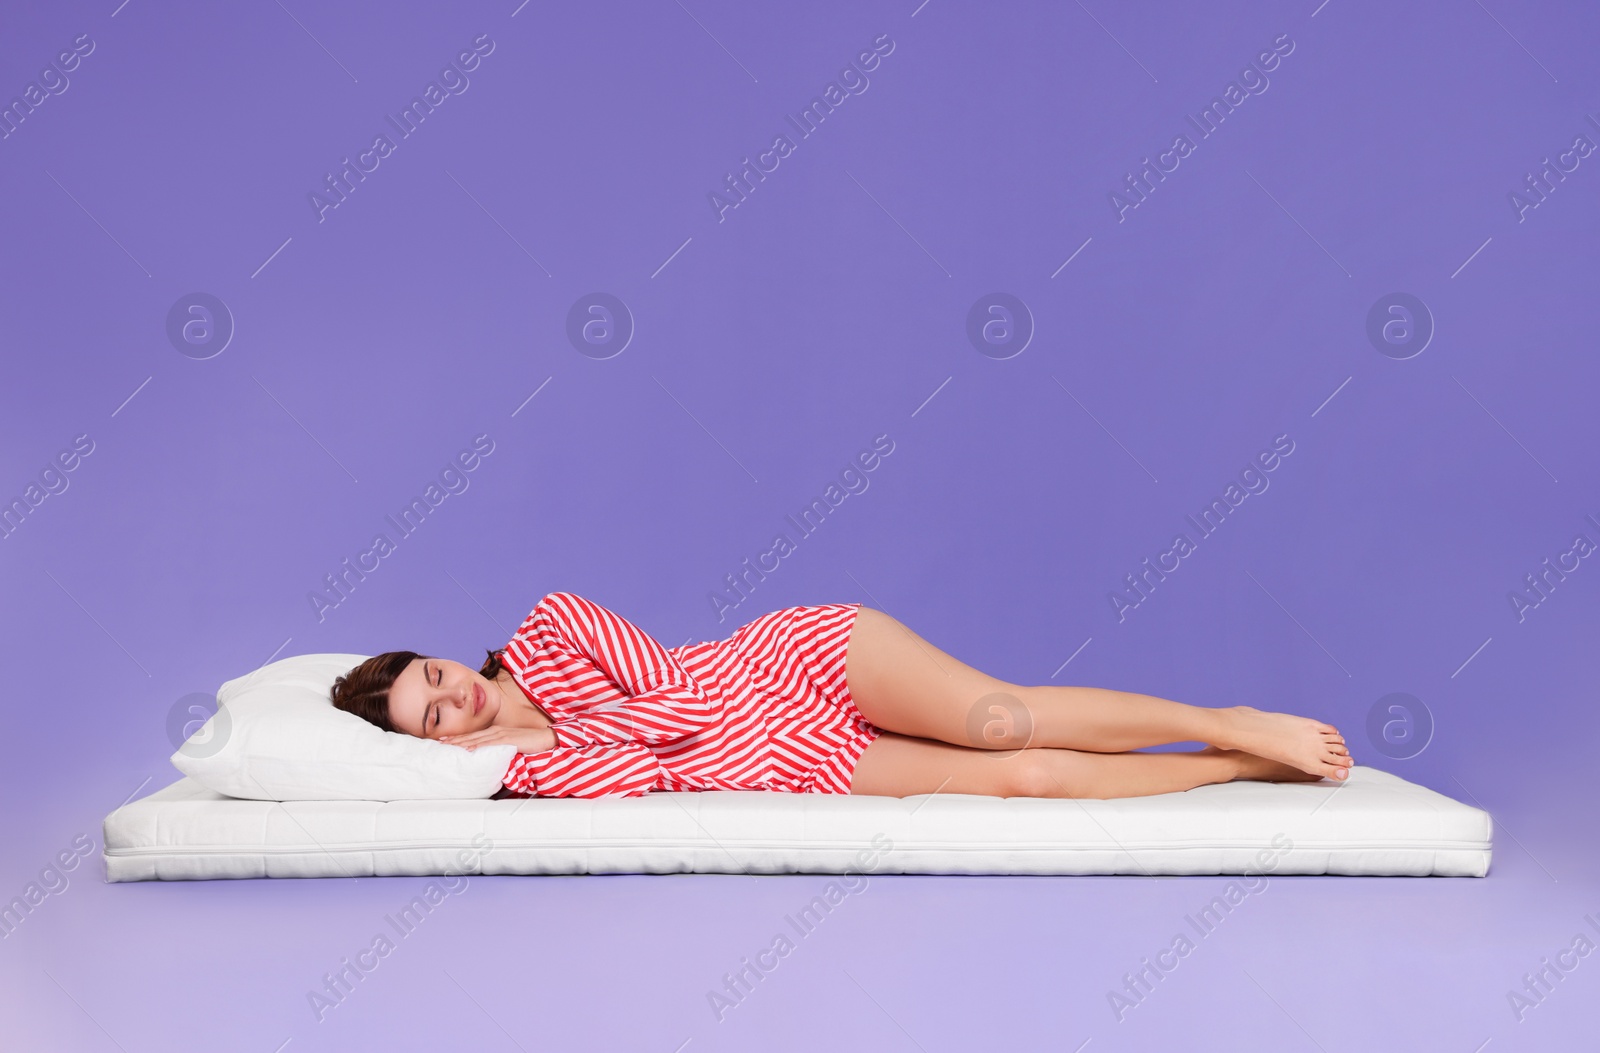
[439,725,557,755]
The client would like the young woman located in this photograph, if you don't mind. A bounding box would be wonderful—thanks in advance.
[331,591,1352,800]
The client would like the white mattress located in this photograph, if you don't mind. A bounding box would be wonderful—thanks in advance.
[101,765,1492,881]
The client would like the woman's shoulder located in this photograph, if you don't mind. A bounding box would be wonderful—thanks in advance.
[530,590,599,619]
[522,591,608,635]
[532,590,582,611]
[508,591,582,640]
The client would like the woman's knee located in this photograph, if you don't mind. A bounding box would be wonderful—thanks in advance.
[1002,749,1077,799]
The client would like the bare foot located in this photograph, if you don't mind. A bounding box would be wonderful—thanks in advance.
[1213,706,1353,781]
[1198,745,1333,784]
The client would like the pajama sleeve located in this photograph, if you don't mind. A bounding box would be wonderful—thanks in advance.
[493,591,723,798]
[501,742,661,798]
[503,591,723,748]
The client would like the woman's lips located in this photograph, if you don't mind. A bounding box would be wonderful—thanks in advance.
[472,682,484,715]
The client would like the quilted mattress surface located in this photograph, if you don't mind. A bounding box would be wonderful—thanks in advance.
[102,765,1492,882]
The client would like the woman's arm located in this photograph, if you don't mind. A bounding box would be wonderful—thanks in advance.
[503,591,723,748]
[503,741,662,798]
[443,724,662,798]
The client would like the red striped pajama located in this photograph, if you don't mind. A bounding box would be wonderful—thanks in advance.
[498,592,879,798]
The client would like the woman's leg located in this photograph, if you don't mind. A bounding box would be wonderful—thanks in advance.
[848,732,1322,800]
[844,607,1352,781]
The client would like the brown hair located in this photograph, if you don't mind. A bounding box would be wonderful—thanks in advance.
[331,648,507,734]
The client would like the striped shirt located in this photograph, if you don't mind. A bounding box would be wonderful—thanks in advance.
[498,592,877,798]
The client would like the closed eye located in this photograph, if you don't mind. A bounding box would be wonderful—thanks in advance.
[426,661,441,733]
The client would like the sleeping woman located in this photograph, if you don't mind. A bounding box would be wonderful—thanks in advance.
[330,592,1353,801]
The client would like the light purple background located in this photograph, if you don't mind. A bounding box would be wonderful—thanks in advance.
[3,0,1598,1049]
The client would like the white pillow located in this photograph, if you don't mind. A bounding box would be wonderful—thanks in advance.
[169,653,516,801]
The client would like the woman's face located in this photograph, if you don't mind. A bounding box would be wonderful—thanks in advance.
[387,657,502,739]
